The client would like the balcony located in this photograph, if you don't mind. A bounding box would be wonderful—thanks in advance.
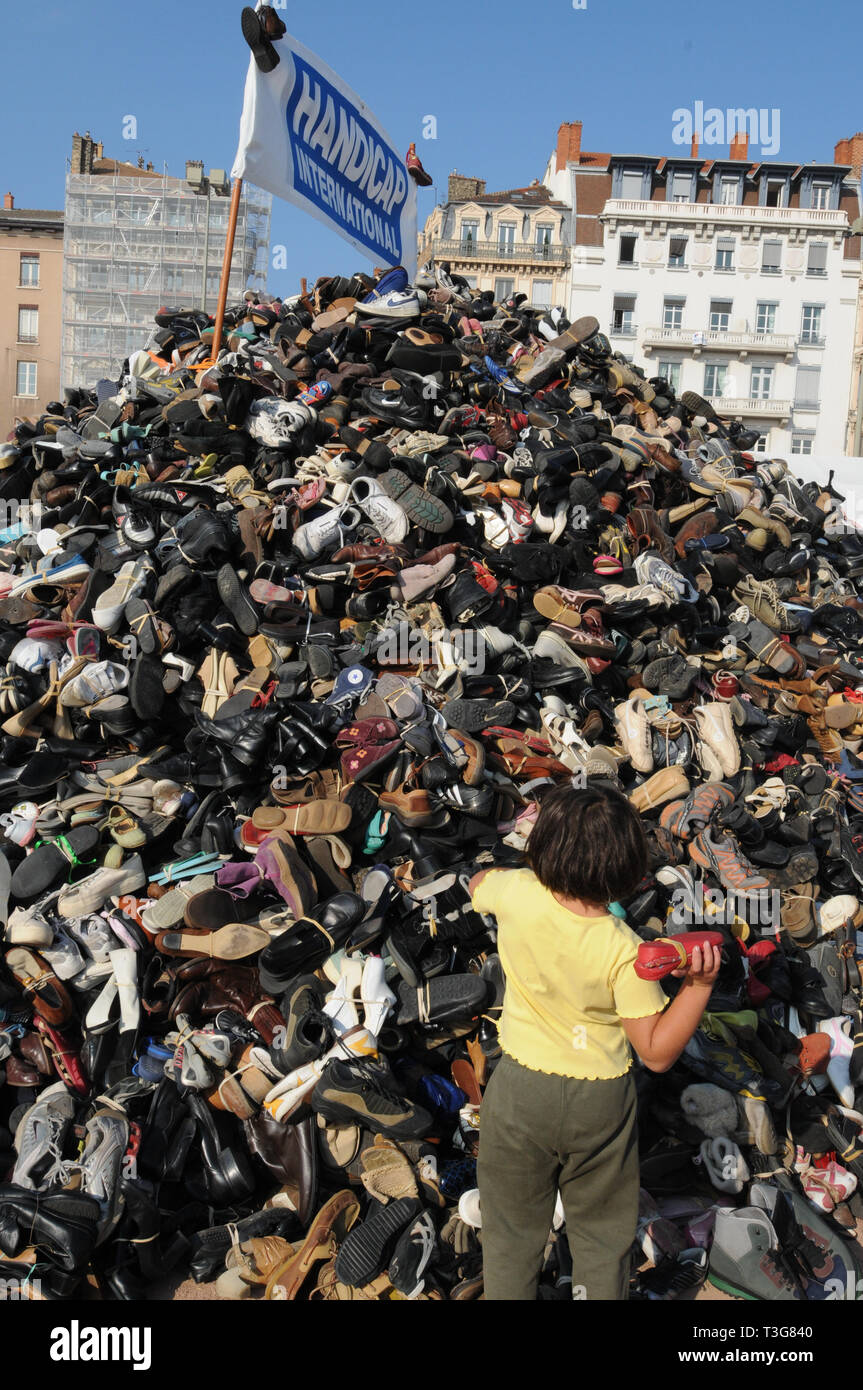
[602,199,848,232]
[708,396,791,419]
[642,326,796,358]
[424,237,568,266]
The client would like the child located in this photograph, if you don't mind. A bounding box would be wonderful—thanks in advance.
[469,782,721,1301]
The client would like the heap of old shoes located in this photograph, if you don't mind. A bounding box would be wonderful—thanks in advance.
[2,265,863,1300]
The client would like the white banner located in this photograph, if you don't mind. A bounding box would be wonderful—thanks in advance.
[232,30,417,276]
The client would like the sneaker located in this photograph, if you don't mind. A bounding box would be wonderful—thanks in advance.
[12,1084,76,1190]
[355,289,420,320]
[688,827,771,895]
[708,1206,806,1300]
[58,857,146,919]
[311,1057,433,1139]
[388,1210,438,1298]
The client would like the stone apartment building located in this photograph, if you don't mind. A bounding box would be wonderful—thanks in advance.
[0,195,63,440]
[541,121,863,457]
[418,173,571,309]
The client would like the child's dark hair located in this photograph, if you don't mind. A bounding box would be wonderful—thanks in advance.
[527,783,647,904]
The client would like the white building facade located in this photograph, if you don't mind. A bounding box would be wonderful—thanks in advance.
[542,126,862,457]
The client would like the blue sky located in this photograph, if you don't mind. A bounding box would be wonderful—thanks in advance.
[3,0,860,295]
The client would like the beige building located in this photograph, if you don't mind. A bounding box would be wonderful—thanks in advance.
[0,196,64,440]
[418,173,570,309]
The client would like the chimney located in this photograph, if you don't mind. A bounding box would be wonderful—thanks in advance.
[447,172,486,202]
[835,133,863,178]
[71,131,97,174]
[729,131,749,162]
[690,133,700,159]
[96,142,103,159]
[3,193,13,211]
[556,121,583,171]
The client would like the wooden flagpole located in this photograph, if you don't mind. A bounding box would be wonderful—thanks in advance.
[207,177,244,364]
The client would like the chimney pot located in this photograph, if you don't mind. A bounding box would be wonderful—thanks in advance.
[3,193,14,210]
[691,133,700,159]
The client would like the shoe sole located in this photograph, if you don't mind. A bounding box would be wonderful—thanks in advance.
[441,699,515,734]
[217,565,259,637]
[706,1272,759,1300]
[334,1198,420,1288]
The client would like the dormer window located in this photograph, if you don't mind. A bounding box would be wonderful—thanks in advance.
[764,178,785,208]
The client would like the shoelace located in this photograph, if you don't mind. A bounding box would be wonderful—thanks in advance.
[350,1056,407,1108]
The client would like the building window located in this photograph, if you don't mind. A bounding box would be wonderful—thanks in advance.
[498,222,516,252]
[704,363,728,398]
[753,435,769,453]
[17,306,38,343]
[791,435,814,455]
[618,234,637,265]
[535,224,553,255]
[709,300,732,332]
[750,365,774,399]
[668,236,687,269]
[620,169,643,199]
[764,178,785,208]
[88,262,110,290]
[761,240,782,274]
[663,297,685,330]
[15,362,38,397]
[806,243,828,277]
[715,237,735,271]
[658,360,681,392]
[612,294,636,336]
[532,280,553,308]
[460,219,479,245]
[795,366,821,408]
[19,254,39,288]
[494,277,514,302]
[800,305,824,344]
[720,177,738,205]
[755,302,777,334]
[671,171,691,202]
[461,275,478,288]
[811,183,831,210]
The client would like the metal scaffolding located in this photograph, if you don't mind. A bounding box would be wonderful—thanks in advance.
[61,170,272,387]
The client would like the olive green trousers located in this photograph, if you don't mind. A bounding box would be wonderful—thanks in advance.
[477,1052,639,1300]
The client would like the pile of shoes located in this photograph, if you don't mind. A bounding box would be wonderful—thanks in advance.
[2,263,863,1300]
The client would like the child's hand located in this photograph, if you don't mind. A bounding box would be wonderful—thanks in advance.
[672,943,722,989]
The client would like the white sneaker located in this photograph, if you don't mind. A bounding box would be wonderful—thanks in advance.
[293,503,364,560]
[41,927,86,980]
[355,289,420,319]
[614,698,654,774]
[59,857,145,921]
[4,905,53,948]
[348,477,409,543]
[694,703,740,778]
[59,660,130,708]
